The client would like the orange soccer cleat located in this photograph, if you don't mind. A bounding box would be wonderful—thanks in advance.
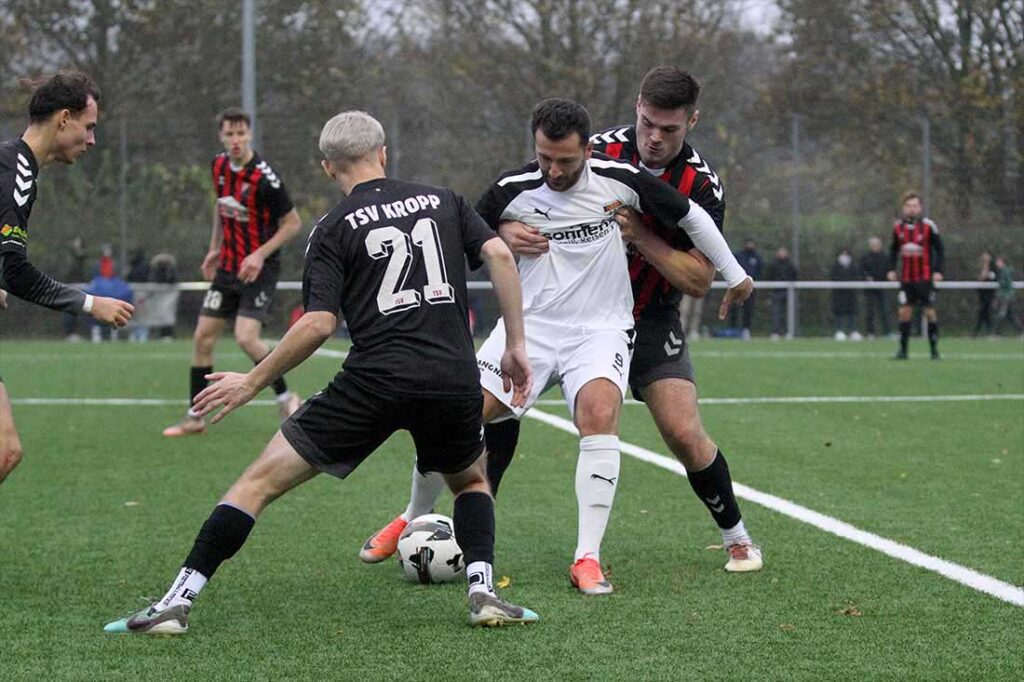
[569,556,613,595]
[358,514,408,563]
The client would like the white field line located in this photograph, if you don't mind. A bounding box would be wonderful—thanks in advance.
[536,394,1024,407]
[691,350,1022,360]
[525,408,1024,608]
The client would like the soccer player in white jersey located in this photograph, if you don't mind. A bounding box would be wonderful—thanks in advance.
[359,99,753,595]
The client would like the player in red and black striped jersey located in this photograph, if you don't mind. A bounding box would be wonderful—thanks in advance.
[478,67,762,572]
[886,191,945,360]
[163,109,303,438]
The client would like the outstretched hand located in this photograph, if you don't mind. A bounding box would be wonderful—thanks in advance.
[500,345,533,408]
[718,276,754,320]
[192,371,259,424]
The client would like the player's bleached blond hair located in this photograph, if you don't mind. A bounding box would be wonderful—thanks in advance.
[319,111,385,164]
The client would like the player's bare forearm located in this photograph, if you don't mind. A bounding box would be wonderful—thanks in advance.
[481,237,525,347]
[249,311,336,391]
[255,209,302,259]
[626,227,714,298]
[208,202,223,253]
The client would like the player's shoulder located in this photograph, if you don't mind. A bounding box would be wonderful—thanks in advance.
[677,141,719,178]
[589,125,636,152]
[922,217,938,230]
[251,153,284,189]
[588,151,642,180]
[492,160,543,190]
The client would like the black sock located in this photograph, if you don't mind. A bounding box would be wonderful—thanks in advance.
[452,491,495,565]
[899,321,911,354]
[254,354,289,396]
[686,450,742,530]
[190,366,213,407]
[927,321,939,353]
[183,504,255,579]
[484,420,521,498]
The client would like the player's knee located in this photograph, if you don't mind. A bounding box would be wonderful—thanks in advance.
[576,401,619,435]
[193,327,217,354]
[1,439,23,468]
[664,423,709,468]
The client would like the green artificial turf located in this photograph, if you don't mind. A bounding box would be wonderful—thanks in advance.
[0,338,1021,680]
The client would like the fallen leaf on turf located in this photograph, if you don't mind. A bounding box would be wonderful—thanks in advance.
[992,458,1002,464]
[779,624,796,632]
[839,604,863,617]
[705,544,724,551]
[123,501,140,507]
[640,509,649,514]
[603,564,613,578]
[497,576,511,588]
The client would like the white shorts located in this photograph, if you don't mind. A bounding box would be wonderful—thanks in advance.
[476,317,633,420]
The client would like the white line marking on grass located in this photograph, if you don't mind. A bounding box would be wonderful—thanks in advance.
[691,350,1022,361]
[525,408,1024,607]
[536,394,1024,407]
[313,348,348,359]
[12,398,279,407]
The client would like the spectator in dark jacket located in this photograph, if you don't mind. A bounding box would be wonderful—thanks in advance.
[974,251,996,337]
[88,256,134,342]
[729,238,762,338]
[765,246,797,340]
[859,236,890,338]
[830,248,860,341]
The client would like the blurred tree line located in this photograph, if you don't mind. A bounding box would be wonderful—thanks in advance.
[0,0,1019,326]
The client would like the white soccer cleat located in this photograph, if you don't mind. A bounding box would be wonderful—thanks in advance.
[724,542,764,572]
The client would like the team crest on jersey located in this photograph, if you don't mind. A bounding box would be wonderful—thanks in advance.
[603,200,624,214]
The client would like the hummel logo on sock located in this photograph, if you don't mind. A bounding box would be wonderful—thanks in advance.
[704,495,726,513]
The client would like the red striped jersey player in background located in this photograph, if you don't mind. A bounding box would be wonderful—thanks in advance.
[887,191,945,360]
[163,108,303,437]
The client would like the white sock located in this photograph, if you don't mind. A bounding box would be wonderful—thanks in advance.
[186,408,202,419]
[157,566,208,610]
[401,462,446,522]
[466,561,495,596]
[574,435,620,562]
[722,520,750,546]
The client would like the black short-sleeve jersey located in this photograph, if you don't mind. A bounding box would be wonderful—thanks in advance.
[303,177,495,398]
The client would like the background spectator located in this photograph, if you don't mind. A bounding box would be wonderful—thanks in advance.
[679,295,704,340]
[765,246,797,340]
[860,236,891,338]
[87,256,134,342]
[730,238,762,339]
[994,256,1023,335]
[137,253,180,340]
[974,251,996,337]
[830,248,861,340]
[62,237,87,341]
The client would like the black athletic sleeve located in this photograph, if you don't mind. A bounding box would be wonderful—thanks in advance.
[456,193,496,270]
[889,225,900,271]
[474,184,509,230]
[688,174,726,231]
[301,219,345,314]
[265,178,294,222]
[930,223,944,274]
[0,190,86,313]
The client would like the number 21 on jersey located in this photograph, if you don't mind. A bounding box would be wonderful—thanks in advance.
[365,218,454,315]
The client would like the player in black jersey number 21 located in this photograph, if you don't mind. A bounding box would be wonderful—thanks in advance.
[0,72,134,484]
[104,111,538,633]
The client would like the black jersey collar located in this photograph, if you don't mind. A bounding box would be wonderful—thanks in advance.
[350,177,389,195]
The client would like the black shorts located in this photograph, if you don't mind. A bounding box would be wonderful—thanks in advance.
[898,281,936,308]
[200,263,280,323]
[628,311,696,401]
[281,372,484,479]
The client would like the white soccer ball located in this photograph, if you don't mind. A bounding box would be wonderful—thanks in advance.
[397,514,465,584]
